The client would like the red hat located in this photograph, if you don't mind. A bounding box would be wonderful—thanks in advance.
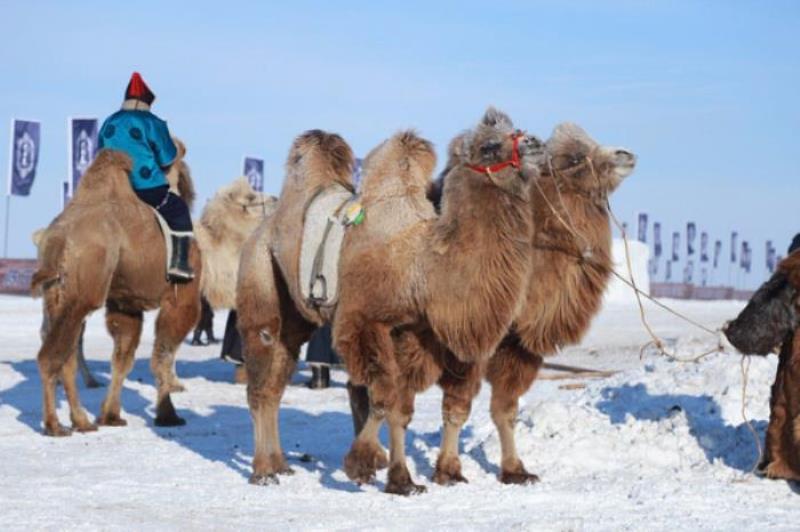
[125,72,155,105]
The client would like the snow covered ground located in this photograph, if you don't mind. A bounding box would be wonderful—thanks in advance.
[1,294,798,531]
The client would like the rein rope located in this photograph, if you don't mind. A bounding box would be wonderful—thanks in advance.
[540,155,762,476]
[466,133,523,177]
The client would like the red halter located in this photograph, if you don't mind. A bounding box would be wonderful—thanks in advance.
[466,132,523,176]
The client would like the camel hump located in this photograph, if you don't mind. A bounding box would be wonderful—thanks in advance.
[72,149,138,204]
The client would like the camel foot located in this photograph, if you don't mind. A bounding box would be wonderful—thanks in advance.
[97,413,128,427]
[763,460,800,481]
[249,473,280,486]
[432,467,469,486]
[344,440,389,484]
[499,469,540,485]
[154,412,186,427]
[385,464,426,496]
[73,420,99,433]
[43,421,73,437]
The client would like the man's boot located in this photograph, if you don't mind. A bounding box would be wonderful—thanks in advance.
[168,232,195,283]
[306,365,330,389]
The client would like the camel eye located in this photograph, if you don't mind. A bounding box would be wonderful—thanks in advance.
[480,141,502,157]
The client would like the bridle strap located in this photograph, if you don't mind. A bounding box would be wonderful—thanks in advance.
[466,133,523,176]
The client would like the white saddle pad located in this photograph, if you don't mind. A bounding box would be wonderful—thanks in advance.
[299,185,357,309]
[151,207,172,277]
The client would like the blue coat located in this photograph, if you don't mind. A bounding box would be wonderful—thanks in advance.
[98,109,177,190]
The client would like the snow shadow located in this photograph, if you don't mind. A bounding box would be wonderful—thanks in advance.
[596,383,767,472]
[1,357,434,492]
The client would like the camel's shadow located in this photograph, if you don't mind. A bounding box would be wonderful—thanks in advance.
[1,357,437,493]
[596,382,767,472]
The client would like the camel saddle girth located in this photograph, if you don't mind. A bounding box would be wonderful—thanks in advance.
[299,185,361,310]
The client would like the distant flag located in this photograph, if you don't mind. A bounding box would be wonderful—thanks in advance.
[243,157,264,192]
[687,222,697,257]
[637,213,648,243]
[740,241,751,273]
[69,118,99,195]
[8,119,41,196]
[653,222,662,258]
[671,232,680,262]
[649,258,659,277]
[701,267,708,287]
[713,240,722,268]
[730,231,738,263]
[352,157,363,192]
[766,241,777,273]
[684,259,694,284]
[62,181,70,210]
[700,232,709,263]
[665,259,673,282]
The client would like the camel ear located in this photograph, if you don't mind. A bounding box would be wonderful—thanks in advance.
[481,106,513,130]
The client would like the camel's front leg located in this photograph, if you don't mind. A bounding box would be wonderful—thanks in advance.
[434,357,482,485]
[151,281,201,426]
[485,339,542,484]
[98,304,143,426]
[343,398,388,484]
[384,386,425,495]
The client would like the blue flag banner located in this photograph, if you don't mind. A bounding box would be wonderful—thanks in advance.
[665,259,672,282]
[653,222,662,258]
[713,240,722,268]
[69,118,99,195]
[671,231,680,262]
[730,231,738,263]
[683,259,694,284]
[243,157,264,192]
[352,157,363,192]
[637,213,648,243]
[8,119,41,196]
[700,231,709,263]
[62,181,70,210]
[766,241,777,273]
[686,222,696,257]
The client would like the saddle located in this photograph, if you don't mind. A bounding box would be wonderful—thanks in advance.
[150,208,174,277]
[299,185,363,310]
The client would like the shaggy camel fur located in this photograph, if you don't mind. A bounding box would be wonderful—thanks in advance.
[724,251,800,480]
[237,130,354,484]
[334,109,545,494]
[32,148,202,436]
[195,177,276,309]
[408,123,636,485]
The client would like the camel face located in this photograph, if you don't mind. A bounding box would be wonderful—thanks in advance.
[724,271,799,356]
[546,122,636,194]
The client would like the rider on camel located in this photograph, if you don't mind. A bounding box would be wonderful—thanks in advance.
[98,72,195,282]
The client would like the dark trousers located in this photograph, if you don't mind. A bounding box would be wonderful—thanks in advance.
[135,185,193,232]
[221,311,244,364]
[306,324,341,365]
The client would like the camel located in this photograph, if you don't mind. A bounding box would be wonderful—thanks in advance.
[724,251,800,480]
[32,147,202,436]
[236,110,545,493]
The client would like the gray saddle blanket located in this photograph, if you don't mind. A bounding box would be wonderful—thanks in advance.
[299,185,359,309]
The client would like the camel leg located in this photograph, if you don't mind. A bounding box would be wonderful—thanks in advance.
[60,342,97,432]
[433,357,482,485]
[239,253,314,485]
[150,282,200,427]
[97,304,143,426]
[347,381,371,437]
[75,322,103,388]
[343,399,389,483]
[384,386,425,495]
[37,307,89,437]
[485,338,542,485]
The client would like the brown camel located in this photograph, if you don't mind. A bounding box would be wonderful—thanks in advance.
[32,148,202,436]
[352,122,636,487]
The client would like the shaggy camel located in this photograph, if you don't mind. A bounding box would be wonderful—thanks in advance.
[32,148,202,436]
[352,122,636,486]
[724,251,800,480]
[334,110,545,494]
[34,145,197,389]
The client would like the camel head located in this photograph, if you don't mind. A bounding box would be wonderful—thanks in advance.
[455,107,546,199]
[285,129,354,193]
[360,130,436,199]
[200,177,276,243]
[724,251,800,355]
[544,123,636,197]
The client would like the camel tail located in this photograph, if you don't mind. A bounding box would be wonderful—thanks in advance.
[30,233,66,297]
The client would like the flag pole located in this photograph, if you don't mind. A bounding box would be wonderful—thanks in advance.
[3,195,9,258]
[4,119,12,258]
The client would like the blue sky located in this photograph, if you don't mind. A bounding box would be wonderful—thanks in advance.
[1,1,797,287]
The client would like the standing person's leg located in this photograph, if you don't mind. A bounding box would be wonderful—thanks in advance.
[305,324,337,389]
[221,310,244,364]
[192,297,213,345]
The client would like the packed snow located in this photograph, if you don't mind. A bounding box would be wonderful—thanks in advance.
[1,293,798,531]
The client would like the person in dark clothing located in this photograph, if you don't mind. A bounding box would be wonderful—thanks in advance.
[98,72,195,282]
[191,297,218,345]
[789,234,800,254]
[305,323,342,389]
[221,310,243,364]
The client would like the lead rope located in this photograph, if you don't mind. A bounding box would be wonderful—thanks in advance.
[541,155,762,477]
